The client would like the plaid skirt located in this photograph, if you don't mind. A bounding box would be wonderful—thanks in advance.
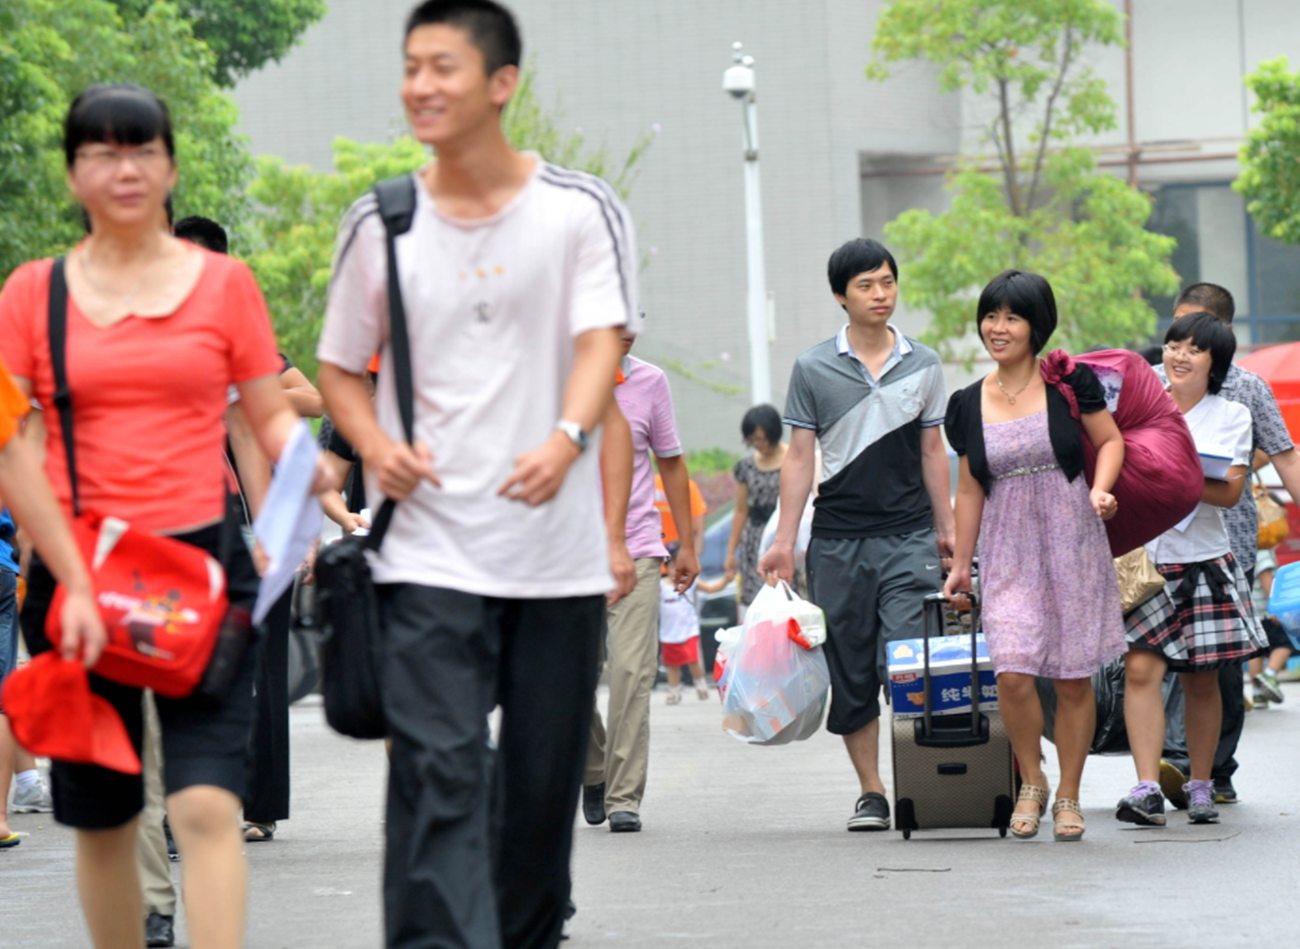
[1124,553,1267,671]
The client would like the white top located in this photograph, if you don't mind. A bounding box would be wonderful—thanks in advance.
[317,158,640,597]
[659,579,699,644]
[1147,392,1253,565]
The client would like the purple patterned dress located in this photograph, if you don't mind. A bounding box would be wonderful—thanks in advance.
[979,411,1126,679]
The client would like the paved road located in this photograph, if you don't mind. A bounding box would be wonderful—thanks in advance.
[6,682,1299,947]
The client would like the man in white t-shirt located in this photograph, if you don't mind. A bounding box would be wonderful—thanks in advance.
[316,4,637,947]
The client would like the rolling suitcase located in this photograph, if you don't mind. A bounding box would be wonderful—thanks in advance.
[891,591,1014,840]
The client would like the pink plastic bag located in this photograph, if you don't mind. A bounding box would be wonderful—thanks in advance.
[1041,349,1202,556]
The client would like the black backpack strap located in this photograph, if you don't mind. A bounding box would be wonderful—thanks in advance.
[47,257,81,518]
[365,174,419,551]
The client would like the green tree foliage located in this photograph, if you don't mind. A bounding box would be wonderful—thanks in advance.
[244,69,655,377]
[680,448,742,483]
[1236,57,1300,244]
[0,0,252,280]
[868,0,1179,356]
[112,0,327,86]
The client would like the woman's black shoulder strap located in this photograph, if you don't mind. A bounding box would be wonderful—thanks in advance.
[47,257,80,517]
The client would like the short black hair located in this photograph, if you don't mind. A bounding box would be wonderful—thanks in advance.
[404,0,522,74]
[741,404,782,446]
[64,84,174,168]
[827,239,898,297]
[1173,283,1234,323]
[174,216,228,254]
[977,270,1058,355]
[1164,311,1235,395]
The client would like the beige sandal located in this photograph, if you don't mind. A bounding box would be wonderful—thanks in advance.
[1010,783,1049,839]
[1052,798,1086,841]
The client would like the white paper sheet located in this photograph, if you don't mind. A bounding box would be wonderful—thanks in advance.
[252,420,323,625]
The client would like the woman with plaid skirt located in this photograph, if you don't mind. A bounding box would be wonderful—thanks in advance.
[1117,313,1267,828]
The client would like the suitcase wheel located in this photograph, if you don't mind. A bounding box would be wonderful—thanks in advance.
[895,798,916,838]
[993,793,1014,839]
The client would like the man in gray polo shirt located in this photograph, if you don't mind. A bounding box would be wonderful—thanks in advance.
[761,238,954,831]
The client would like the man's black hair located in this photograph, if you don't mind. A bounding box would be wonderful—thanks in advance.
[977,269,1058,356]
[64,84,174,168]
[827,238,898,298]
[1173,282,1234,323]
[1136,343,1164,366]
[1165,310,1236,395]
[741,404,782,446]
[404,0,522,74]
[174,216,228,254]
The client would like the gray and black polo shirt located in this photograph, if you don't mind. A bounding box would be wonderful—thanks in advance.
[783,324,946,539]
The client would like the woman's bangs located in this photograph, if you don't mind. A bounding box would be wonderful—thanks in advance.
[65,86,172,165]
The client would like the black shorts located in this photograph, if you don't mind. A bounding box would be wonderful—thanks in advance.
[22,513,261,831]
[806,529,942,735]
[1261,615,1293,653]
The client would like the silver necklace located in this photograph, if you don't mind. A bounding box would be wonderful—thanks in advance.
[78,248,150,306]
[995,373,1032,405]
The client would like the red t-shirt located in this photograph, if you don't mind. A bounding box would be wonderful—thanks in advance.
[0,250,283,532]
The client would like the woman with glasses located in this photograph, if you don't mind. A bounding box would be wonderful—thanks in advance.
[1117,313,1267,828]
[0,84,329,948]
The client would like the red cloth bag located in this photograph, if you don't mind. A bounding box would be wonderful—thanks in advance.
[46,514,229,699]
[1041,349,1202,556]
[1,652,141,774]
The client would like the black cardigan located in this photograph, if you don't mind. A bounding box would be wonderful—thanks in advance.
[944,363,1107,496]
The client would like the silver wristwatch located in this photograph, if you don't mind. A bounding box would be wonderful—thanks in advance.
[556,419,589,452]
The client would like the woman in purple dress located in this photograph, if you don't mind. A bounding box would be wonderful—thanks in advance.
[943,271,1126,842]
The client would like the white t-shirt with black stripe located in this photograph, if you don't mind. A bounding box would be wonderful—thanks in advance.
[318,157,640,598]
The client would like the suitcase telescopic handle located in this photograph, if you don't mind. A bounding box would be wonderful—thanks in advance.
[920,591,981,741]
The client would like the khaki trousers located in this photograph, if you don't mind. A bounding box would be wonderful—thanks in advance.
[135,691,176,916]
[585,557,662,814]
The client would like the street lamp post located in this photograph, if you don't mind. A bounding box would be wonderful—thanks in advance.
[723,42,772,407]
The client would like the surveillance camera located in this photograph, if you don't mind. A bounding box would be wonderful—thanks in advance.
[723,63,754,98]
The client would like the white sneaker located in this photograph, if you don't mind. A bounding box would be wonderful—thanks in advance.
[10,782,54,814]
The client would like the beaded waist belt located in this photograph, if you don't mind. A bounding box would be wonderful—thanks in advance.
[993,462,1060,481]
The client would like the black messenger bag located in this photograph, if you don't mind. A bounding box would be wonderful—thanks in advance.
[314,175,418,739]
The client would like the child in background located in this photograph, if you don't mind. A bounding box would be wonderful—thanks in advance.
[1248,545,1291,708]
[661,544,709,704]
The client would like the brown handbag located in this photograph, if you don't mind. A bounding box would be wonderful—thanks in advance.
[1255,475,1290,551]
[1115,547,1166,615]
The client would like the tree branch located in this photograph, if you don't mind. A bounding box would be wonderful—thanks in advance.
[997,75,1022,216]
[1026,20,1076,213]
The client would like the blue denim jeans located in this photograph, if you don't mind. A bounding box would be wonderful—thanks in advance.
[0,567,18,713]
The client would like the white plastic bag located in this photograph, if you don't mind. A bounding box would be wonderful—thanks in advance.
[717,583,830,746]
[748,579,826,648]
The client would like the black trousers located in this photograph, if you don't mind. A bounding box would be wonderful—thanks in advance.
[377,584,604,949]
[1161,566,1254,782]
[244,586,292,824]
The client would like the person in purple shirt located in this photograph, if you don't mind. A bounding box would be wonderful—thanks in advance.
[583,320,700,833]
